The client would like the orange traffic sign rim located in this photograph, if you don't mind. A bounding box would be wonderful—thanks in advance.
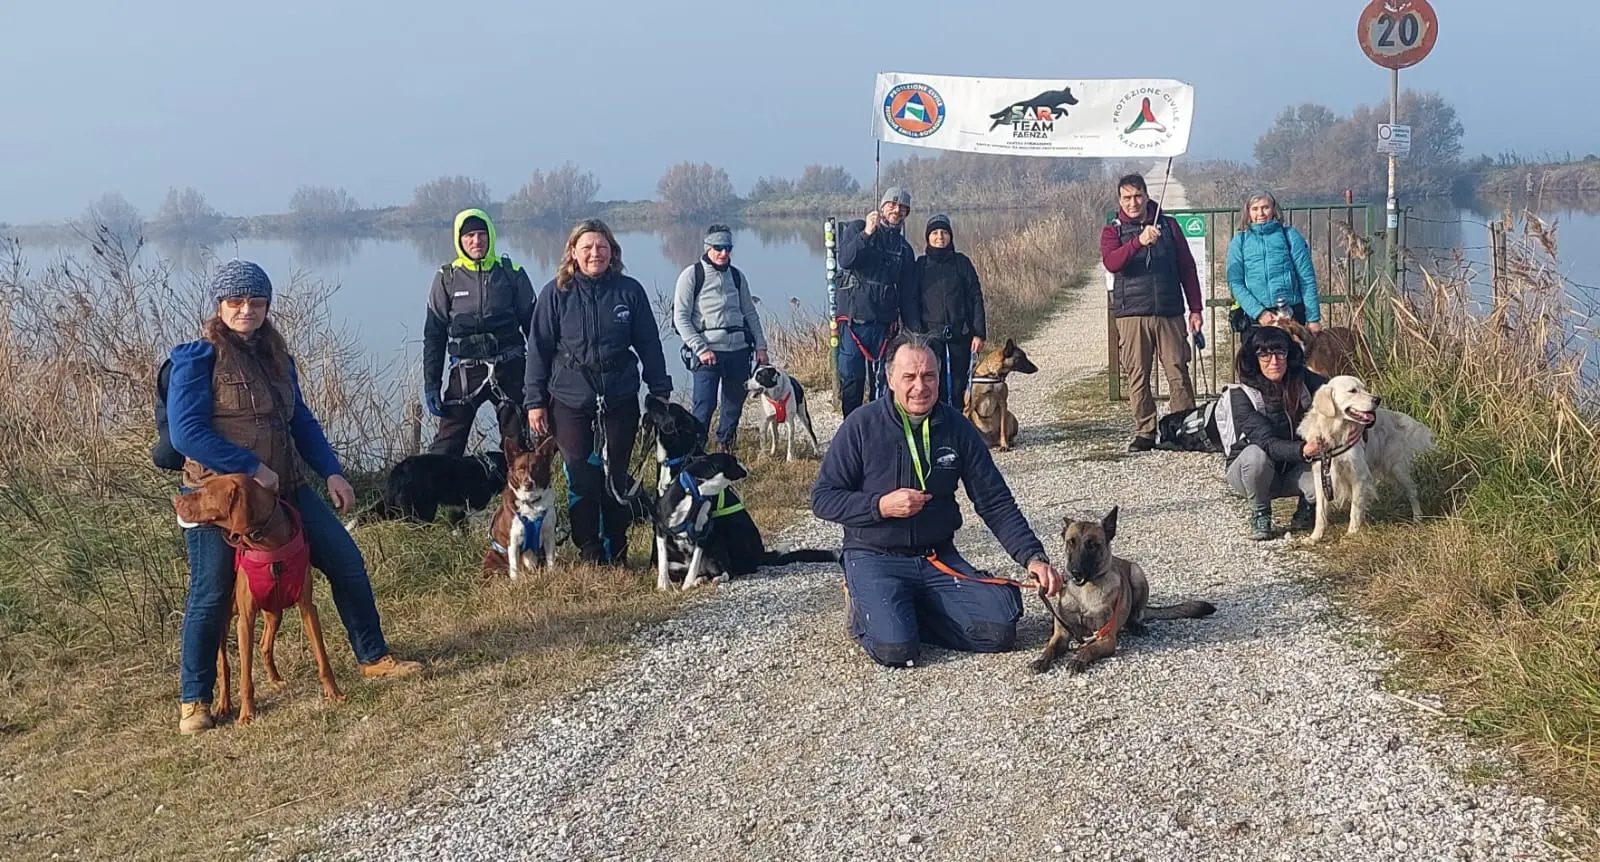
[1357,0,1439,70]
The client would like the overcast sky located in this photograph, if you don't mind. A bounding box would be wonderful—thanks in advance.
[1,0,1590,222]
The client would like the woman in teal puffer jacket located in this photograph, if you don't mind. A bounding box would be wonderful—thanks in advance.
[1226,191,1321,332]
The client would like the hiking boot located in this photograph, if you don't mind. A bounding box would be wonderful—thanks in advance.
[1248,505,1275,541]
[1128,435,1155,453]
[1289,496,1316,532]
[178,701,214,736]
[358,654,423,680]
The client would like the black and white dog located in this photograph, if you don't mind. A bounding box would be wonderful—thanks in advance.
[651,451,839,591]
[345,451,507,530]
[744,363,820,461]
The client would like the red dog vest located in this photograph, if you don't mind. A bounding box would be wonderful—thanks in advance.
[766,393,791,424]
[235,502,309,613]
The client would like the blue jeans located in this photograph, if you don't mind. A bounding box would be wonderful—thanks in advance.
[835,321,888,418]
[179,483,390,704]
[690,347,752,447]
[842,548,1023,667]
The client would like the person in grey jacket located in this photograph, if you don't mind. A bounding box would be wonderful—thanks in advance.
[672,224,768,450]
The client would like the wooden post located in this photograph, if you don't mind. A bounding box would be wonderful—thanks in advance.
[403,400,423,457]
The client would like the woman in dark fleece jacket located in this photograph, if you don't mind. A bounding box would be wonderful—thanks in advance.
[914,214,986,407]
[525,219,671,564]
[1216,325,1328,540]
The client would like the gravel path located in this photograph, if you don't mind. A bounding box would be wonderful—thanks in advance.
[304,176,1573,861]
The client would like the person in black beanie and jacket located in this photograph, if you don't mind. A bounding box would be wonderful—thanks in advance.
[914,214,986,407]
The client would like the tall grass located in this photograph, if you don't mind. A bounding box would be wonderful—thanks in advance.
[1327,213,1600,809]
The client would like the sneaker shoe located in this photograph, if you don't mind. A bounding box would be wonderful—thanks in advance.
[1128,435,1155,453]
[358,654,423,680]
[178,701,214,736]
[1289,496,1316,532]
[1248,505,1275,541]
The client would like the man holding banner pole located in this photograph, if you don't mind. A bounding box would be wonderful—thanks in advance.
[1101,173,1203,453]
[833,187,921,418]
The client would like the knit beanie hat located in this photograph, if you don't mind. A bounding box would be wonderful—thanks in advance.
[880,186,911,208]
[925,213,953,241]
[211,260,273,305]
[459,215,489,236]
[704,226,733,249]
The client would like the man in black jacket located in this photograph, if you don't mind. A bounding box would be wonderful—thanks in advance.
[811,332,1061,668]
[421,208,537,454]
[834,187,922,417]
[916,213,986,407]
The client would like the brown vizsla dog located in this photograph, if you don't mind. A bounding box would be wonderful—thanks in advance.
[173,474,344,725]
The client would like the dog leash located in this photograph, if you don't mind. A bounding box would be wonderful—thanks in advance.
[1313,425,1371,495]
[923,550,1118,648]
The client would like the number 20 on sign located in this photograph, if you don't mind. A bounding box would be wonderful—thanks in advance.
[1358,0,1439,69]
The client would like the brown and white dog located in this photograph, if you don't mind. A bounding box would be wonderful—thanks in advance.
[964,338,1038,451]
[484,434,561,579]
[172,475,344,725]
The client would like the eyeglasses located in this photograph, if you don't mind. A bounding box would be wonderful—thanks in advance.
[222,297,268,310]
[709,244,732,253]
[1256,348,1288,360]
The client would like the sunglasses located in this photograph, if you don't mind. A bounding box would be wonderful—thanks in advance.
[709,244,732,253]
[222,297,269,310]
[1256,348,1288,360]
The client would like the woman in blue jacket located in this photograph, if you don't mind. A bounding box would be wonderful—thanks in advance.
[1226,191,1321,331]
[168,260,421,735]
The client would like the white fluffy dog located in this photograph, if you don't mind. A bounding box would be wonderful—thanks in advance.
[1295,375,1434,544]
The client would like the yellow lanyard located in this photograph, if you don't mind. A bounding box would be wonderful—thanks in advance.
[897,404,932,491]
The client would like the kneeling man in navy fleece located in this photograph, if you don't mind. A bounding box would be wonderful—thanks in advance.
[810,332,1062,667]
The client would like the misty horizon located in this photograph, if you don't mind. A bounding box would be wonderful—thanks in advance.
[3,1,1595,223]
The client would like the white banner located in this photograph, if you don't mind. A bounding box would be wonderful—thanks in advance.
[873,73,1194,158]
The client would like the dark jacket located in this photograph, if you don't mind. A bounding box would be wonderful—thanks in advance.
[1100,201,1203,319]
[167,338,343,491]
[811,397,1046,567]
[916,245,985,340]
[835,220,921,329]
[1222,371,1329,465]
[422,208,536,393]
[524,270,672,411]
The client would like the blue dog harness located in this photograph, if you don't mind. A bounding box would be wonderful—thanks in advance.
[491,511,548,556]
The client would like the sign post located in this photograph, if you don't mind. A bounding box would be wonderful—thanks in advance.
[1357,0,1439,287]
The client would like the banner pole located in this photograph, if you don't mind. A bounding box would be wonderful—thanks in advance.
[1151,157,1174,223]
[874,140,881,199]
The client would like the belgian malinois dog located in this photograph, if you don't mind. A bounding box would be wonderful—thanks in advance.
[964,338,1038,451]
[1032,507,1217,674]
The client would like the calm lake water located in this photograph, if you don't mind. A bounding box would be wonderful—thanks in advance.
[11,203,1600,386]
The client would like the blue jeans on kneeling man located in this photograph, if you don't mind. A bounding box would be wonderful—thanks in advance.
[842,547,1023,668]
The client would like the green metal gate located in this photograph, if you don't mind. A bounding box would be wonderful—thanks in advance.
[1105,203,1385,401]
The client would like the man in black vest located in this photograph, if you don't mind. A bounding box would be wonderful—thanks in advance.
[421,209,537,455]
[833,187,922,418]
[1100,174,1203,452]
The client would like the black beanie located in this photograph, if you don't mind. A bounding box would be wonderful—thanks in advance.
[459,215,489,236]
[925,213,953,241]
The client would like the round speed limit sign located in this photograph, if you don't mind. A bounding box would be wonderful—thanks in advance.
[1357,0,1439,69]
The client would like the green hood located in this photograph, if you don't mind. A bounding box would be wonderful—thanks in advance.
[453,208,500,272]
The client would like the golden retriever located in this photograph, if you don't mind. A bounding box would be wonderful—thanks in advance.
[1295,375,1434,544]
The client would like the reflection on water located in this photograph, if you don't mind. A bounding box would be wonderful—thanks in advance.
[12,207,1600,375]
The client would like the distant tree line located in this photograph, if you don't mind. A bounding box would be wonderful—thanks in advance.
[68,92,1598,242]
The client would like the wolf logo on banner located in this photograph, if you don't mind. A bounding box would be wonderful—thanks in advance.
[987,86,1079,132]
